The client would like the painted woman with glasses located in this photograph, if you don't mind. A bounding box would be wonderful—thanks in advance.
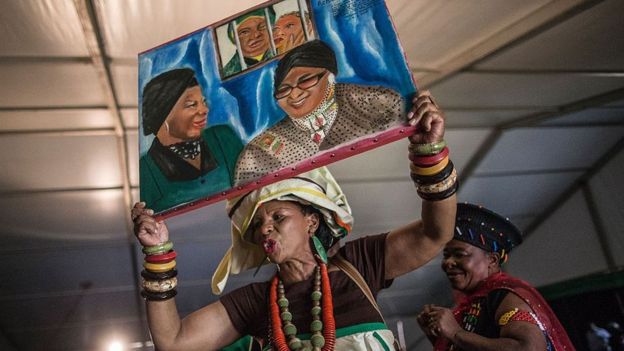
[234,40,404,184]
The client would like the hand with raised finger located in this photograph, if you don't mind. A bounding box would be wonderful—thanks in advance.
[407,90,445,145]
[131,202,169,247]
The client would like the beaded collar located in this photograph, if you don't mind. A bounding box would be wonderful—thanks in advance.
[290,83,337,145]
[167,139,201,160]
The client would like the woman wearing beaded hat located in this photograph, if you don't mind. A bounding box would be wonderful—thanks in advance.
[131,90,457,350]
[416,203,575,350]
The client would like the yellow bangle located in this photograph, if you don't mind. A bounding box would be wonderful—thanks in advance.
[143,260,176,273]
[410,156,449,176]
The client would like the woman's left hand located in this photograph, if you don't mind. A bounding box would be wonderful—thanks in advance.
[407,90,445,145]
[425,305,462,340]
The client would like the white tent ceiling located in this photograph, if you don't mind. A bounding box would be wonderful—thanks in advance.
[1,0,623,350]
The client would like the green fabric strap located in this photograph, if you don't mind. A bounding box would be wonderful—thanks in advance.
[311,235,327,263]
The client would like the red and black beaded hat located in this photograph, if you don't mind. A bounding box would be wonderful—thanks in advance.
[454,203,523,264]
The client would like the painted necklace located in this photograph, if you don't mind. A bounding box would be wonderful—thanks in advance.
[268,261,336,351]
[290,83,337,145]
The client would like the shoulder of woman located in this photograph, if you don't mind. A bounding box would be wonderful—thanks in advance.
[494,290,535,321]
[337,83,401,100]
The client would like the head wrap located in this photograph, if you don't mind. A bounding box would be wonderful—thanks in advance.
[212,167,352,294]
[454,203,522,264]
[274,40,338,91]
[227,7,276,43]
[141,68,198,136]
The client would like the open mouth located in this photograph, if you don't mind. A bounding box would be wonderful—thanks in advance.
[262,239,276,254]
[193,119,207,128]
[248,39,262,48]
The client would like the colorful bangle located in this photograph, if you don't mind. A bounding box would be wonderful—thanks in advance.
[143,260,176,273]
[410,156,449,176]
[141,268,178,281]
[142,241,174,255]
[409,146,449,167]
[408,140,447,156]
[417,168,457,194]
[417,180,458,201]
[141,288,177,301]
[145,250,177,263]
[411,160,455,185]
[142,277,178,293]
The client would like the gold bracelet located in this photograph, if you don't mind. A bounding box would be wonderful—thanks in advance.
[410,156,449,176]
[143,260,176,273]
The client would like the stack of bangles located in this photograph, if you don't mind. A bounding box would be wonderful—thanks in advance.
[141,241,178,301]
[409,140,458,201]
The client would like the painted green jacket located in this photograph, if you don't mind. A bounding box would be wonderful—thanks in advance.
[140,124,243,213]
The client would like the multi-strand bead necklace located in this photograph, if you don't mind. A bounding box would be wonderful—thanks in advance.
[268,261,335,351]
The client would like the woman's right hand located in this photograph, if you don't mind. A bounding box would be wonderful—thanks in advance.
[131,202,169,247]
[416,304,438,341]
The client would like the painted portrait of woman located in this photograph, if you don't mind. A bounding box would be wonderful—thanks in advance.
[233,40,405,184]
[140,68,243,212]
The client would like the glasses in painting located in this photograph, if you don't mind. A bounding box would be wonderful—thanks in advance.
[273,70,327,99]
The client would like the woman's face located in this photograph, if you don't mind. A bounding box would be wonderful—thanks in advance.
[164,85,208,141]
[275,66,329,119]
[441,239,497,292]
[272,14,304,51]
[248,200,318,263]
[237,17,270,58]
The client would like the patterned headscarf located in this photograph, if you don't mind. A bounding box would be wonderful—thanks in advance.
[454,203,523,264]
[212,167,352,294]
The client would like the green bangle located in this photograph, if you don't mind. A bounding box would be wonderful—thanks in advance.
[409,140,447,156]
[142,241,174,255]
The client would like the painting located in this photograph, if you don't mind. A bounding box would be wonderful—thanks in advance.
[139,0,416,217]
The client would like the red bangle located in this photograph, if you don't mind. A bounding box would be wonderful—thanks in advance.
[145,250,177,263]
[410,147,449,167]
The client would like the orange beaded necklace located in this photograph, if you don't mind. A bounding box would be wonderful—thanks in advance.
[268,261,336,351]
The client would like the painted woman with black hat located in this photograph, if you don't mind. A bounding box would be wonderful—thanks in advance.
[233,39,404,184]
[417,203,575,350]
[140,68,243,213]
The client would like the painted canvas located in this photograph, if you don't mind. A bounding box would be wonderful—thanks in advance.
[138,0,417,217]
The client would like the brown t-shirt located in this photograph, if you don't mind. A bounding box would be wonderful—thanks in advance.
[220,233,393,340]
